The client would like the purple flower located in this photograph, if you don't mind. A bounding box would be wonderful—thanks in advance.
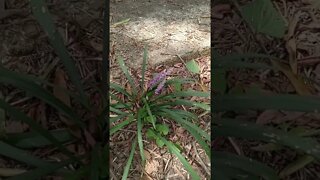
[148,68,173,89]
[155,79,166,95]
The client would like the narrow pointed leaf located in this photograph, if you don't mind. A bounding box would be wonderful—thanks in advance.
[214,151,279,180]
[117,56,137,95]
[29,0,87,104]
[122,138,137,180]
[214,118,320,160]
[214,94,320,112]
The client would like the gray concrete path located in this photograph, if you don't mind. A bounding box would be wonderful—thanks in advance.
[110,0,210,69]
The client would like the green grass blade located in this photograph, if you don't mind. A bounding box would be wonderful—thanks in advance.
[110,83,132,98]
[117,56,137,95]
[153,99,210,111]
[137,109,145,165]
[214,118,320,160]
[63,166,89,180]
[97,105,108,128]
[90,145,100,180]
[7,158,76,180]
[165,78,196,85]
[0,67,85,128]
[161,109,210,141]
[214,164,260,180]
[4,129,72,149]
[154,90,210,101]
[160,109,210,157]
[110,106,127,115]
[213,69,227,94]
[141,45,148,89]
[0,99,80,163]
[173,109,199,121]
[214,94,320,112]
[166,90,210,98]
[155,133,201,180]
[110,113,130,124]
[186,59,201,74]
[29,0,87,104]
[4,72,89,109]
[0,141,52,167]
[121,137,137,180]
[212,165,232,180]
[110,94,131,109]
[279,155,314,178]
[214,151,279,180]
[143,98,156,129]
[110,116,134,135]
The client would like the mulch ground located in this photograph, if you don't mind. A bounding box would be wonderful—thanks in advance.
[110,49,211,179]
[214,1,320,179]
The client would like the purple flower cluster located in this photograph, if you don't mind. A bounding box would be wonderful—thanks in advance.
[148,68,173,94]
[155,79,166,95]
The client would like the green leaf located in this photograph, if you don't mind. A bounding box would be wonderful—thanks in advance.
[214,118,320,160]
[156,133,201,180]
[173,82,182,91]
[0,67,85,129]
[166,90,210,98]
[279,155,314,178]
[121,138,137,180]
[137,109,145,165]
[186,59,200,74]
[213,69,227,94]
[165,78,196,85]
[156,124,169,135]
[100,145,108,178]
[214,94,320,112]
[110,107,127,115]
[156,138,165,147]
[160,109,210,157]
[213,52,274,69]
[251,143,282,152]
[90,145,100,180]
[154,99,210,111]
[7,158,77,180]
[162,109,209,141]
[63,166,89,180]
[173,109,199,121]
[110,83,132,98]
[0,92,5,138]
[0,141,52,167]
[240,0,286,38]
[117,56,137,95]
[110,113,130,124]
[146,128,157,140]
[214,164,260,180]
[214,151,279,180]
[110,116,134,135]
[0,99,79,163]
[29,0,87,104]
[4,129,73,149]
[143,98,156,129]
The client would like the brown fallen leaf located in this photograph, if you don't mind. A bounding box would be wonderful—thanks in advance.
[89,40,103,52]
[36,102,47,129]
[285,13,300,41]
[53,68,82,138]
[286,38,297,74]
[0,168,26,177]
[84,129,96,148]
[271,60,313,95]
[212,4,231,19]
[256,110,282,125]
[53,68,71,125]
